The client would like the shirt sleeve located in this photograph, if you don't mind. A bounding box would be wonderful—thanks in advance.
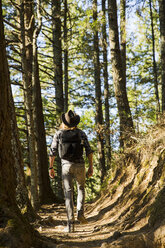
[80,130,94,156]
[49,131,60,157]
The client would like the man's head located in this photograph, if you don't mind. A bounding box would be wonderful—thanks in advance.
[61,110,80,128]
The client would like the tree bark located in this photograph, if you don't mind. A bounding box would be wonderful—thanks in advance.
[20,0,39,209]
[158,0,165,113]
[108,0,134,148]
[102,0,111,169]
[52,0,64,201]
[9,83,36,221]
[64,0,69,112]
[120,0,126,84]
[93,0,106,182]
[149,0,160,117]
[0,2,37,245]
[52,0,64,120]
[32,0,55,204]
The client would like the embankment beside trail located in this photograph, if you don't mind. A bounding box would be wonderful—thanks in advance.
[86,122,165,248]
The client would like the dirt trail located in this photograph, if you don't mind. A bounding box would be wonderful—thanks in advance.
[36,203,125,248]
[36,168,149,248]
[35,159,153,247]
[36,126,165,248]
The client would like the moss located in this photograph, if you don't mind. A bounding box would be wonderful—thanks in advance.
[21,206,28,215]
[7,218,17,228]
[0,215,35,248]
[6,217,24,237]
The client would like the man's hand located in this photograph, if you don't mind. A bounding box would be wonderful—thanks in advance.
[49,156,55,178]
[49,168,55,179]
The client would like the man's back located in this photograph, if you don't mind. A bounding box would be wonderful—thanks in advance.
[58,129,83,161]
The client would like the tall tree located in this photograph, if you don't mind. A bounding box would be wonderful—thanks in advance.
[108,0,134,148]
[9,84,36,221]
[52,0,64,120]
[0,2,37,245]
[32,0,55,204]
[93,0,106,182]
[158,0,165,113]
[52,0,64,201]
[120,0,126,83]
[149,0,160,116]
[19,0,39,209]
[102,0,111,168]
[64,0,69,112]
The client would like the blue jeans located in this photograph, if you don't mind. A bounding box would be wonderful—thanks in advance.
[62,162,86,222]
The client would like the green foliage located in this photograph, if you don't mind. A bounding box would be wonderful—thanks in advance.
[3,0,163,202]
[127,0,160,131]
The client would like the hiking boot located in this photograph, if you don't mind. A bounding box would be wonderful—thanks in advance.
[77,214,88,224]
[64,221,75,233]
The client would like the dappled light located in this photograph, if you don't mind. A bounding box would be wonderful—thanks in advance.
[1,0,165,247]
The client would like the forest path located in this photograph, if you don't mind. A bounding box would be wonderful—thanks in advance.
[36,182,148,248]
[36,203,118,248]
[36,128,165,248]
[36,160,149,248]
[35,156,153,248]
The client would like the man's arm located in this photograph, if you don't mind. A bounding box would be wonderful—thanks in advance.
[49,156,55,179]
[87,152,93,177]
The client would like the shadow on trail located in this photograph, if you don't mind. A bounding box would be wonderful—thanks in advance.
[57,226,150,248]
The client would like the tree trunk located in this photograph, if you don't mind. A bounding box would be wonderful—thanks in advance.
[120,0,126,84]
[93,0,106,182]
[158,0,165,113]
[32,0,55,204]
[102,0,111,169]
[52,0,64,201]
[9,83,36,221]
[52,0,64,120]
[0,2,37,245]
[108,0,134,148]
[149,0,160,117]
[64,0,69,112]
[20,0,39,209]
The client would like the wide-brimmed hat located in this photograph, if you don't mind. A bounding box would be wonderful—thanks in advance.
[61,110,80,127]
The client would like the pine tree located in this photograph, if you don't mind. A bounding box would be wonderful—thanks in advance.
[102,0,111,168]
[9,81,36,220]
[149,0,160,116]
[0,2,37,244]
[108,0,134,148]
[64,0,69,112]
[93,0,106,181]
[158,0,165,113]
[120,0,126,83]
[32,0,55,204]
[52,0,64,120]
[19,0,39,209]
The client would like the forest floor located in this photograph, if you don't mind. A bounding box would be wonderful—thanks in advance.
[35,124,165,248]
[36,202,126,248]
[36,199,147,248]
[36,182,150,248]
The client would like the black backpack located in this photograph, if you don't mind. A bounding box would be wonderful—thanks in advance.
[58,129,83,161]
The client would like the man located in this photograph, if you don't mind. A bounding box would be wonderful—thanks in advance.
[49,110,93,233]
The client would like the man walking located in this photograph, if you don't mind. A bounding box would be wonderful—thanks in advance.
[49,110,93,233]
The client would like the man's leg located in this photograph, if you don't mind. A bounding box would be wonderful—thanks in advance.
[74,164,88,224]
[62,164,75,232]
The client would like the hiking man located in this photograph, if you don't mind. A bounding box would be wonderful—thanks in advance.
[49,110,93,233]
